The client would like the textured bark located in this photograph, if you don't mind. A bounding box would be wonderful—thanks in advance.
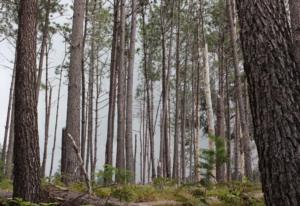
[233,104,241,180]
[125,0,137,183]
[13,0,41,201]
[2,64,15,165]
[116,0,126,174]
[104,0,118,182]
[62,0,85,184]
[49,56,65,177]
[236,0,300,205]
[289,0,300,67]
[36,0,51,100]
[227,0,252,179]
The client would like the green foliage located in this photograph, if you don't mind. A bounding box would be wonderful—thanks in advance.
[200,134,228,186]
[153,177,176,190]
[96,165,132,185]
[111,185,138,202]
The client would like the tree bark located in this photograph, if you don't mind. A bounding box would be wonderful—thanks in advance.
[62,0,85,184]
[13,0,41,201]
[215,31,226,182]
[104,0,118,184]
[125,0,137,183]
[172,0,181,180]
[116,0,126,175]
[236,0,300,204]
[227,0,252,179]
[289,0,300,67]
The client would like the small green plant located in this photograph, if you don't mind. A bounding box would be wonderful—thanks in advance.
[111,185,138,202]
[97,165,132,185]
[200,134,228,186]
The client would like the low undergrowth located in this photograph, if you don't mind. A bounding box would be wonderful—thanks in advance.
[0,178,264,206]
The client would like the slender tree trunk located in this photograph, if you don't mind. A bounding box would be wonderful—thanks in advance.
[125,0,137,183]
[225,61,231,181]
[180,45,188,182]
[116,0,126,176]
[81,0,89,165]
[49,55,65,177]
[13,0,41,201]
[134,134,137,183]
[36,0,51,100]
[41,46,51,178]
[2,64,16,165]
[172,0,181,180]
[5,101,14,179]
[236,0,300,204]
[227,0,252,179]
[104,0,118,184]
[215,31,226,182]
[62,0,85,184]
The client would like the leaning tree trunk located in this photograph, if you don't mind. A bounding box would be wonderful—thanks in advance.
[49,55,65,177]
[2,64,15,165]
[13,0,41,201]
[62,0,85,184]
[236,0,300,205]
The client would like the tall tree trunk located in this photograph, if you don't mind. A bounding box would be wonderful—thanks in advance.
[116,0,126,177]
[81,0,89,165]
[104,0,118,184]
[225,61,231,181]
[233,103,241,180]
[236,0,300,204]
[62,0,85,184]
[134,134,137,183]
[36,0,51,100]
[2,64,16,165]
[180,45,188,182]
[41,45,51,178]
[13,0,41,201]
[5,101,14,179]
[49,55,65,177]
[125,0,137,183]
[227,0,252,179]
[173,0,181,180]
[215,32,226,182]
[203,43,215,148]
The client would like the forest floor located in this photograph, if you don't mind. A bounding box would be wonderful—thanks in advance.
[0,179,264,206]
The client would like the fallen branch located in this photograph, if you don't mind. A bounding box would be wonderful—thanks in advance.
[67,133,92,195]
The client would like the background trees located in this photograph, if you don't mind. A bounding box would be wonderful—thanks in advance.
[3,0,300,205]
